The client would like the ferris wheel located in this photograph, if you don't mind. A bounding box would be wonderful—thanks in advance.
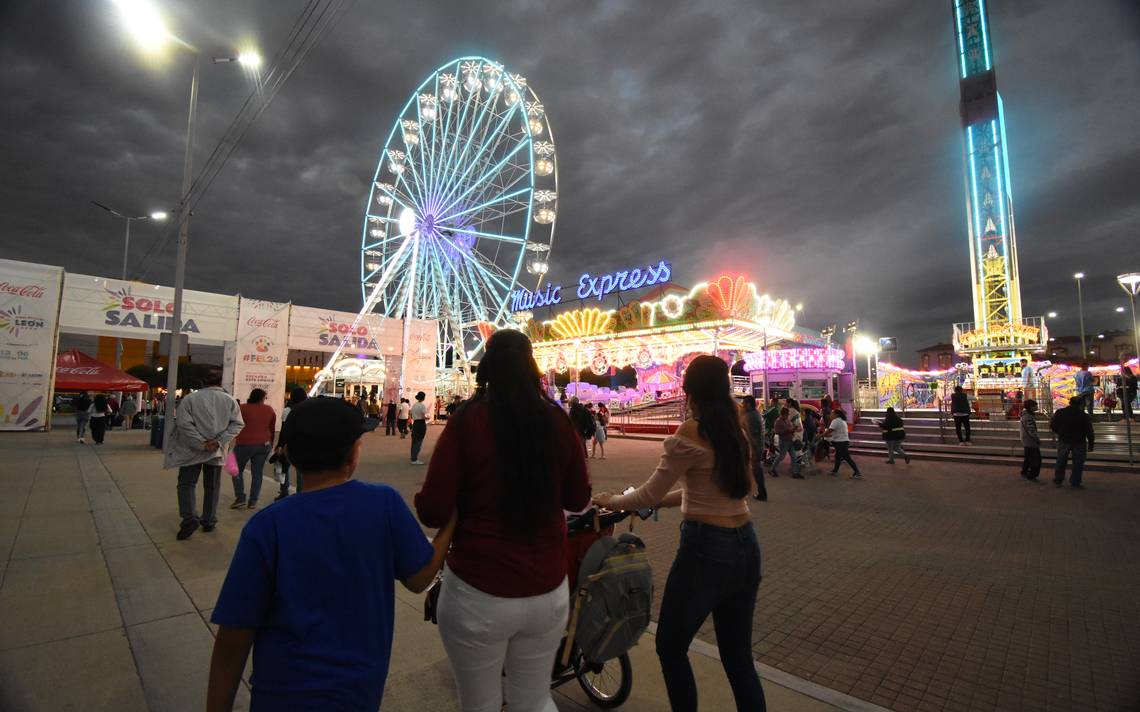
[360,56,558,385]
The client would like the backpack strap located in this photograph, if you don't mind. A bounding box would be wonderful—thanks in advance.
[577,537,618,589]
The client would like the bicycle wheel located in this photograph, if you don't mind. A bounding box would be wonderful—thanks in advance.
[575,652,632,708]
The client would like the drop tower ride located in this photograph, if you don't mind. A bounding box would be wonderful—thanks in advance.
[950,0,1045,382]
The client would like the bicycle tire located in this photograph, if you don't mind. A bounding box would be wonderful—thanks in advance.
[575,652,632,708]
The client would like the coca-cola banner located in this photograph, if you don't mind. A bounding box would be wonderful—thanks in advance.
[59,273,239,346]
[404,319,438,415]
[0,259,64,431]
[287,305,403,356]
[232,298,290,420]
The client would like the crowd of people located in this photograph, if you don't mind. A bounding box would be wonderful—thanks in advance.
[195,331,772,712]
[69,390,142,444]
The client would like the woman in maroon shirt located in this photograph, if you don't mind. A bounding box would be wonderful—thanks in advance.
[415,329,590,711]
[230,388,276,510]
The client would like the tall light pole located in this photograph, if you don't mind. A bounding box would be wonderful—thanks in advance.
[1116,273,1139,465]
[1074,272,1087,358]
[1118,274,1140,364]
[91,202,167,368]
[113,0,260,447]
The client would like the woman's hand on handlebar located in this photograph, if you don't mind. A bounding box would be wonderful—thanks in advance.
[592,492,616,509]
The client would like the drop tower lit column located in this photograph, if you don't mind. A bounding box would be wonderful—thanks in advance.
[951,0,1045,383]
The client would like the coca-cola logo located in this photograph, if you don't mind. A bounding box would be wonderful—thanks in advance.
[58,367,101,375]
[0,282,46,299]
[247,317,280,329]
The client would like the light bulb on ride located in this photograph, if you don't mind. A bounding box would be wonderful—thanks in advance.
[399,207,417,237]
[535,158,553,176]
[528,118,544,135]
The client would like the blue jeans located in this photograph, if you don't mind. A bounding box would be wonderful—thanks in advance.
[1054,442,1087,486]
[231,444,270,505]
[657,521,766,712]
[770,437,799,476]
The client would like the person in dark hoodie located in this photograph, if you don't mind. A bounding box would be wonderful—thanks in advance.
[878,407,910,464]
[1050,395,1095,489]
[1019,399,1041,481]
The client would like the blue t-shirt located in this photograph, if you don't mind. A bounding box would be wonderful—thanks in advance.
[211,480,433,710]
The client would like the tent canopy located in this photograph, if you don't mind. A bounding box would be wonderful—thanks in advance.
[55,349,148,392]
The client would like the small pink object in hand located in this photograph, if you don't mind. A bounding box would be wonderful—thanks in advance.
[224,450,239,477]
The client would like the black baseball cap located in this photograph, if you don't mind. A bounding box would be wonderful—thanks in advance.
[285,397,364,471]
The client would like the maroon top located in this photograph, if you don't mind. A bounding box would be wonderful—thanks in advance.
[415,400,591,598]
[235,402,276,446]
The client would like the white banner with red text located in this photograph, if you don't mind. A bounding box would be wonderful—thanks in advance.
[0,259,64,431]
[287,305,404,357]
[231,298,291,421]
[404,319,438,416]
[59,273,239,346]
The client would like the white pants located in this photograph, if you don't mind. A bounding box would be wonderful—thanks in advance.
[437,566,568,712]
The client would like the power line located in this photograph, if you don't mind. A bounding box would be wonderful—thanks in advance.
[131,0,352,281]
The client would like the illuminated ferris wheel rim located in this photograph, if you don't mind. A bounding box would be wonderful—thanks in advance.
[358,56,559,363]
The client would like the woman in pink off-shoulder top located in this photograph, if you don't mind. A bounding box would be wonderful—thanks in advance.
[594,355,766,711]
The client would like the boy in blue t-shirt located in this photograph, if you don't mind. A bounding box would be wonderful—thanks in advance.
[206,397,455,711]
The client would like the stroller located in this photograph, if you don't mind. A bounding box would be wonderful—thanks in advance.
[551,506,654,708]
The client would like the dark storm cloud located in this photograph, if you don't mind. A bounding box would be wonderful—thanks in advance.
[2,0,1138,364]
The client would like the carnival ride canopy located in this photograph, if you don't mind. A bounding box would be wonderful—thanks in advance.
[524,275,804,374]
[54,349,148,392]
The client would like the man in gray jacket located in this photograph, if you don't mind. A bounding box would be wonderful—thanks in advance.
[164,369,244,540]
[1018,399,1041,481]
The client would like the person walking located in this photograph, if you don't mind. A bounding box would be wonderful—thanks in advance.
[1073,363,1095,418]
[1051,395,1095,489]
[770,407,802,478]
[207,397,457,711]
[568,396,595,456]
[397,398,411,438]
[950,385,972,445]
[385,398,398,436]
[1019,398,1042,480]
[591,403,609,459]
[595,355,767,712]
[120,395,139,430]
[825,408,862,479]
[741,395,767,501]
[273,388,307,501]
[73,391,92,443]
[1120,365,1138,422]
[415,329,591,712]
[879,406,910,464]
[89,393,111,445]
[230,388,276,511]
[164,371,244,540]
[409,391,428,465]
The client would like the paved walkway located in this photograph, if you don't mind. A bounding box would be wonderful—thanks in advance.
[0,425,857,711]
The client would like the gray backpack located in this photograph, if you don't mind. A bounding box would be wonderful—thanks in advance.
[564,532,654,664]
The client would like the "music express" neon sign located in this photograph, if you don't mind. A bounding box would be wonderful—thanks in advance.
[509,259,672,312]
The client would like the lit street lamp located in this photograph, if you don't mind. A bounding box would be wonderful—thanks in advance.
[854,334,880,396]
[1118,273,1140,363]
[1047,311,1057,319]
[1074,272,1087,357]
[91,202,168,368]
[114,0,259,448]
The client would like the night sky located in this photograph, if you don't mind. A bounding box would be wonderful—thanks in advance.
[2,1,1138,365]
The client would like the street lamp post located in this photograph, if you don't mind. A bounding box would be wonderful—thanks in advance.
[162,52,200,448]
[1074,272,1087,358]
[91,202,167,368]
[113,0,260,448]
[1115,273,1139,465]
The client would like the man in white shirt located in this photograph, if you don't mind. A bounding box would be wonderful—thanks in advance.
[397,398,411,438]
[409,391,428,464]
[1020,359,1036,400]
[824,409,862,479]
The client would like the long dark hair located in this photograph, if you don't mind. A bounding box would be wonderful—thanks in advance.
[683,355,750,499]
[466,329,561,535]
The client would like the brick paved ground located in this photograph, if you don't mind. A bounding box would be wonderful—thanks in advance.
[345,428,1140,712]
[6,423,1137,711]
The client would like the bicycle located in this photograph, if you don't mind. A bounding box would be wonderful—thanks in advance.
[551,506,654,708]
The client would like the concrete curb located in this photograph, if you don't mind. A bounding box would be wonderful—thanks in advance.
[646,622,893,712]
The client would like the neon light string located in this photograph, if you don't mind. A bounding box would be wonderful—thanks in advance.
[978,0,991,70]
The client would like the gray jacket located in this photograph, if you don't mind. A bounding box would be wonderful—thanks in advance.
[163,387,244,469]
[1019,410,1040,447]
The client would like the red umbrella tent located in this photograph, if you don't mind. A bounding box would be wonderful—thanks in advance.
[55,349,148,392]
